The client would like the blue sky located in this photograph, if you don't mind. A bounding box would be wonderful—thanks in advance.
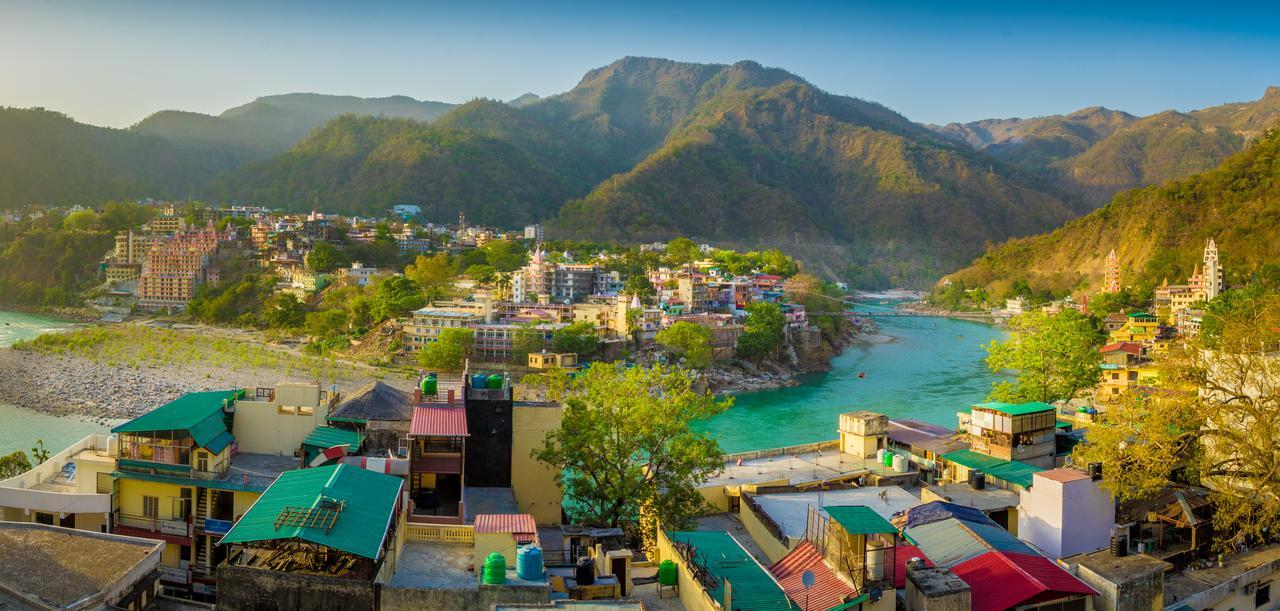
[2,0,1278,128]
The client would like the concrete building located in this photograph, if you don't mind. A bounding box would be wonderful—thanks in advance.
[1017,468,1115,560]
[1070,549,1170,611]
[962,400,1058,470]
[904,566,971,611]
[0,521,164,610]
[136,225,223,311]
[402,307,484,353]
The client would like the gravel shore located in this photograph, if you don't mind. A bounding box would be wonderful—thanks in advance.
[0,348,395,425]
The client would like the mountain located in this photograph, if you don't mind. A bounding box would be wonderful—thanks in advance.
[0,107,238,206]
[132,93,456,158]
[931,88,1280,206]
[942,127,1280,296]
[546,58,1081,285]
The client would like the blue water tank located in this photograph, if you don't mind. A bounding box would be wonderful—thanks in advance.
[516,545,544,581]
[471,373,488,389]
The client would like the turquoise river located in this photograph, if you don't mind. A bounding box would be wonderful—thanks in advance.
[0,307,1006,457]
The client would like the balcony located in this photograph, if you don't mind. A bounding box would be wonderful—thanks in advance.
[115,511,193,538]
[158,563,192,585]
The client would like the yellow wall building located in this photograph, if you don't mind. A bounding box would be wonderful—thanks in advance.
[511,403,565,525]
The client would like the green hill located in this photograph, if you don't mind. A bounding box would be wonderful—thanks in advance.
[943,128,1280,297]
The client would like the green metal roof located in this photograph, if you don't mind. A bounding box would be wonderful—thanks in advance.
[113,390,242,452]
[828,594,870,610]
[823,506,897,535]
[1127,311,1156,319]
[941,449,1045,488]
[220,464,403,560]
[301,426,362,450]
[667,531,793,611]
[973,401,1055,416]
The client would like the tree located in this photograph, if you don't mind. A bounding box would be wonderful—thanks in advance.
[623,275,655,300]
[305,309,349,338]
[1073,291,1280,549]
[371,276,425,322]
[263,293,307,329]
[464,264,497,285]
[736,302,785,360]
[552,321,600,357]
[655,322,714,369]
[62,210,98,231]
[405,253,455,302]
[533,364,731,547]
[480,239,527,272]
[305,242,345,273]
[418,328,474,370]
[984,309,1101,404]
[0,450,31,479]
[510,322,547,363]
[666,237,700,266]
[29,440,49,464]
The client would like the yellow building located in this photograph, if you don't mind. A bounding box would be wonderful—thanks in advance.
[1109,311,1161,344]
[1098,341,1159,400]
[110,389,304,600]
[527,351,579,371]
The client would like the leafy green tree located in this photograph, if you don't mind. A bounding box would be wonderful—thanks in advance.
[666,237,700,266]
[62,210,98,231]
[623,275,655,300]
[418,327,475,371]
[29,440,50,464]
[304,309,349,338]
[510,322,547,363]
[552,321,600,357]
[371,276,425,322]
[405,253,455,302]
[736,302,785,360]
[0,450,32,478]
[480,239,527,272]
[656,322,714,369]
[985,309,1102,403]
[263,293,307,329]
[533,364,731,544]
[464,264,497,285]
[305,242,346,273]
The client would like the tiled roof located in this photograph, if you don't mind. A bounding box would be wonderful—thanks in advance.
[1100,341,1143,354]
[769,540,854,611]
[331,381,414,422]
[409,405,468,437]
[219,464,403,560]
[474,514,536,535]
[667,531,793,611]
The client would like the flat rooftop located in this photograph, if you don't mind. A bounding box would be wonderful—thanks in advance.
[388,542,476,590]
[1165,544,1280,606]
[924,483,1020,512]
[228,452,299,487]
[1071,548,1171,584]
[705,450,903,488]
[0,522,161,609]
[752,487,920,540]
[465,486,520,521]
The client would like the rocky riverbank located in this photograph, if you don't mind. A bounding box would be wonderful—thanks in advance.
[0,346,396,425]
[702,322,892,394]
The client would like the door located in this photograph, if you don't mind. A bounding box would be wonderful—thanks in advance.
[611,557,628,596]
[60,513,76,528]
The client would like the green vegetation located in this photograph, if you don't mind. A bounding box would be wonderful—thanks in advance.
[532,363,731,549]
[984,309,1101,404]
[305,242,346,273]
[417,328,475,371]
[736,302,785,361]
[0,451,32,479]
[551,321,600,358]
[946,127,1280,297]
[1074,290,1280,549]
[655,322,713,369]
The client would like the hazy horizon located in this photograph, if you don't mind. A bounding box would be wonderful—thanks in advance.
[3,0,1279,128]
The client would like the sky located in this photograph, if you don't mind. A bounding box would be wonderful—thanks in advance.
[2,0,1279,128]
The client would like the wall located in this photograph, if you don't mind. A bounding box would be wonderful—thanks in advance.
[737,498,791,563]
[476,531,519,569]
[232,386,327,456]
[511,404,564,525]
[1018,474,1114,559]
[216,565,376,611]
[1075,564,1163,611]
[380,582,549,611]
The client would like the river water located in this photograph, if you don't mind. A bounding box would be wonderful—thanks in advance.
[697,311,1007,453]
[0,310,111,456]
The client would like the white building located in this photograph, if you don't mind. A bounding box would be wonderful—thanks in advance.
[1017,468,1114,559]
[523,224,544,241]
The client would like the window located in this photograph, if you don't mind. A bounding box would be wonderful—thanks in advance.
[142,496,159,518]
[196,452,208,472]
[1256,582,1271,608]
[34,512,54,525]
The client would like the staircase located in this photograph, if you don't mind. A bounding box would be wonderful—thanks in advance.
[194,488,211,574]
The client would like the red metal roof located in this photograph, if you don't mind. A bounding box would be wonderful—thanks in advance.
[893,545,933,589]
[769,540,855,611]
[474,513,537,535]
[951,551,1096,610]
[410,405,468,437]
[1099,341,1143,355]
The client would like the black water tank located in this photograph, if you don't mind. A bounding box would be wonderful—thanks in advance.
[969,469,986,490]
[575,557,596,585]
[1089,462,1103,480]
[1111,535,1128,557]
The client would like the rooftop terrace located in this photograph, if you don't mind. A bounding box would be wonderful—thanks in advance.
[752,486,920,540]
[1165,544,1280,607]
[707,440,905,488]
[0,522,162,610]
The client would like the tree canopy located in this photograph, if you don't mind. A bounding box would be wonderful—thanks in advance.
[417,327,475,371]
[655,321,714,369]
[984,309,1101,404]
[736,302,785,360]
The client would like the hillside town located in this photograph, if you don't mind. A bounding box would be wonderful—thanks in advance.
[0,197,1277,611]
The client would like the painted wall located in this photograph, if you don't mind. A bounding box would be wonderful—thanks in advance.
[1018,472,1114,559]
[738,500,791,563]
[475,531,519,571]
[655,530,720,611]
[511,404,564,525]
[232,384,327,456]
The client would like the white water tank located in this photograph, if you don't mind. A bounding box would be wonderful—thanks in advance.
[893,453,908,473]
[875,449,886,464]
[866,539,887,580]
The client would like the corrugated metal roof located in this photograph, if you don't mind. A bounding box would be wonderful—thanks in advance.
[905,520,993,568]
[973,401,1055,416]
[113,390,240,436]
[951,551,1096,610]
[302,426,362,450]
[474,514,536,535]
[219,464,403,560]
[769,540,854,611]
[667,531,793,611]
[409,405,469,437]
[203,430,235,455]
[824,505,896,535]
[893,545,932,589]
[940,449,1044,488]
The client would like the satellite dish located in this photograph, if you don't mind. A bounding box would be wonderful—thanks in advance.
[801,569,816,590]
